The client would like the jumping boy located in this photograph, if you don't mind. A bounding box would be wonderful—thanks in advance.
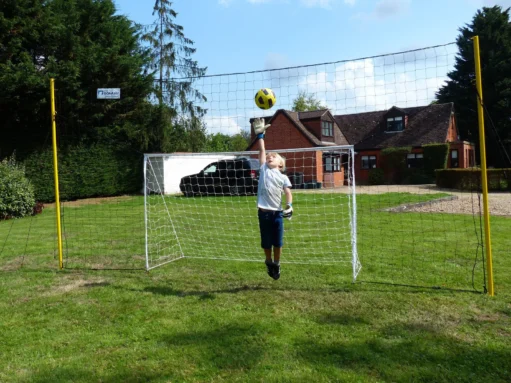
[252,118,293,280]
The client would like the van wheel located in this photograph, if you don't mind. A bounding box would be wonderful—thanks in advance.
[184,185,194,197]
[230,185,242,196]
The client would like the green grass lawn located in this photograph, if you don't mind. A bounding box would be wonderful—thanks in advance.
[0,192,510,382]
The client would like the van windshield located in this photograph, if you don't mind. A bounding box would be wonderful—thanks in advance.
[203,164,217,174]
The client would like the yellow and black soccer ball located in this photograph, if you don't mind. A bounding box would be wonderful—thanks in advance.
[254,88,276,110]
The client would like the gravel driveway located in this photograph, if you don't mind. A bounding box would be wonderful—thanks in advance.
[299,184,511,217]
[354,184,511,217]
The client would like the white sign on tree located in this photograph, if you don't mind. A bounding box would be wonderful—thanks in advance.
[97,88,121,99]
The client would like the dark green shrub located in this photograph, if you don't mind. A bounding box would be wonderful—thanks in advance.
[403,169,434,184]
[436,168,511,191]
[381,147,411,184]
[423,143,449,178]
[23,144,143,203]
[0,156,35,219]
[368,168,385,185]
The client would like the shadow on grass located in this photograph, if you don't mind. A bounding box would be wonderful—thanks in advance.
[295,322,511,383]
[27,368,174,383]
[138,282,478,300]
[316,313,371,326]
[143,284,268,300]
[357,280,483,295]
[160,323,267,371]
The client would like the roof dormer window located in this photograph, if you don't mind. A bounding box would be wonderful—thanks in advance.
[322,120,333,137]
[386,116,404,132]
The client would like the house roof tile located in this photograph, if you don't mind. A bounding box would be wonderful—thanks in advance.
[334,103,454,150]
[248,109,349,149]
[297,109,329,119]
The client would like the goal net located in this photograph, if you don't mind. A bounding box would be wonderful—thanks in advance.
[144,146,360,280]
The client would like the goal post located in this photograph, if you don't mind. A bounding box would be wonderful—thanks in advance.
[143,146,360,280]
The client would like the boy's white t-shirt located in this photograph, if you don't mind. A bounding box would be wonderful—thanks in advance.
[257,163,292,211]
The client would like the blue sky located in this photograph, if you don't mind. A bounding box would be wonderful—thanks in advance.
[113,0,511,134]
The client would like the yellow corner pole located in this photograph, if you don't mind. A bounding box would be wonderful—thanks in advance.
[50,78,64,269]
[472,36,494,296]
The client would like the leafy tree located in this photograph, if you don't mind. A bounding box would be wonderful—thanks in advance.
[436,6,511,167]
[229,132,250,151]
[139,1,209,153]
[0,0,54,157]
[143,0,207,113]
[292,91,327,112]
[206,133,231,152]
[204,131,251,152]
[174,116,209,152]
[0,0,155,156]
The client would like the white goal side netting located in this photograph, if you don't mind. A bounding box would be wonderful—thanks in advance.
[144,146,360,280]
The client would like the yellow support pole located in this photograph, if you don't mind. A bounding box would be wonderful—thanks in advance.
[472,36,494,296]
[50,78,64,269]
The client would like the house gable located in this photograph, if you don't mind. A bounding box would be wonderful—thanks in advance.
[334,103,456,151]
[247,109,318,151]
[247,109,349,150]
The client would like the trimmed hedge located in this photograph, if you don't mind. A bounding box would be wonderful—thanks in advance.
[0,157,36,219]
[423,143,449,178]
[403,169,432,185]
[368,168,385,185]
[23,144,143,203]
[381,147,411,184]
[436,168,511,191]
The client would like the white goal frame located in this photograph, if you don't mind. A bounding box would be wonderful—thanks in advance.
[143,145,360,281]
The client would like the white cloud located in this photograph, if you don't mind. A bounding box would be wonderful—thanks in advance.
[221,0,358,8]
[264,53,290,70]
[300,0,335,8]
[296,55,451,114]
[355,0,411,21]
[203,115,244,135]
[218,0,234,6]
[466,0,511,7]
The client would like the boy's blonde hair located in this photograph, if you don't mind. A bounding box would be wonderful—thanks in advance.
[267,152,286,173]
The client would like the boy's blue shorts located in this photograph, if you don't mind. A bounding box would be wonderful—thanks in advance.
[258,209,284,249]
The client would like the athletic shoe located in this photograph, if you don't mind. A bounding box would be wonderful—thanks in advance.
[265,260,274,278]
[272,263,281,280]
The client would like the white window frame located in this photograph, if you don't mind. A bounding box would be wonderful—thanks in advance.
[386,116,404,132]
[322,121,333,137]
[407,153,424,168]
[361,155,377,169]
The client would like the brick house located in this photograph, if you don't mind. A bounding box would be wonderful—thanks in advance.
[247,103,475,186]
[247,109,350,188]
[334,103,475,184]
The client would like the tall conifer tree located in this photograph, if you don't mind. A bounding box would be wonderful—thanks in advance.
[436,6,511,167]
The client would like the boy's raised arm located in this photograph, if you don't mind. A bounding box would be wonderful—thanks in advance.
[252,118,270,166]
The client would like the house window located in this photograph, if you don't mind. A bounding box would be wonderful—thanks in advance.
[386,116,404,132]
[323,154,341,172]
[361,155,377,169]
[468,149,475,167]
[451,149,459,168]
[407,153,424,168]
[322,121,333,137]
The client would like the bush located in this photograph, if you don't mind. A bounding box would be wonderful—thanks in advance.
[381,147,411,184]
[0,156,36,219]
[436,168,511,191]
[423,143,449,178]
[368,168,385,185]
[403,169,434,184]
[23,143,143,203]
